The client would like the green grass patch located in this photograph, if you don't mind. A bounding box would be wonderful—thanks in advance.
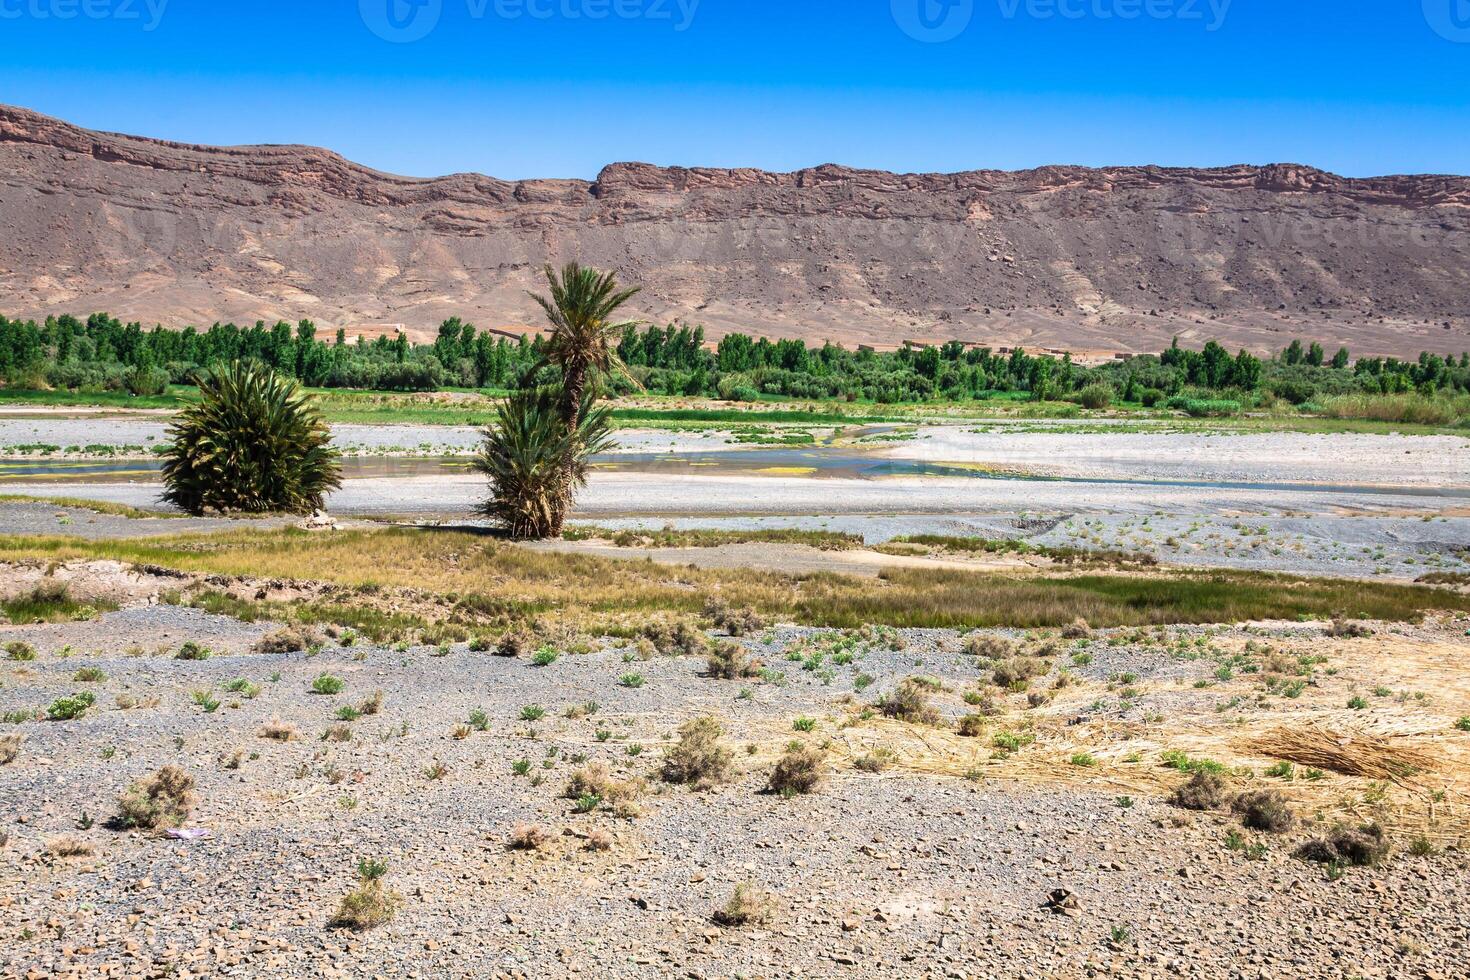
[562,526,865,551]
[1,582,116,624]
[0,494,181,520]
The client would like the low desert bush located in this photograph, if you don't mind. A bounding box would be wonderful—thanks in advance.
[174,641,211,661]
[565,763,644,805]
[962,633,1013,660]
[1171,772,1228,811]
[253,625,322,654]
[712,883,776,927]
[496,627,533,658]
[5,641,36,661]
[957,714,987,738]
[330,859,400,931]
[876,678,943,726]
[1061,618,1093,639]
[707,640,763,680]
[660,716,733,789]
[46,836,96,858]
[640,617,708,656]
[1326,619,1374,639]
[260,718,298,741]
[46,692,96,721]
[704,597,767,637]
[115,765,195,830]
[767,744,825,796]
[0,733,21,765]
[509,823,550,851]
[991,656,1047,689]
[1232,789,1295,833]
[1295,823,1391,867]
[853,747,897,772]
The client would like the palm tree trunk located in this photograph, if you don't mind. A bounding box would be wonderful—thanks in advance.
[561,361,586,429]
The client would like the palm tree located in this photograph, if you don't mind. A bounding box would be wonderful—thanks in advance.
[474,388,613,539]
[530,262,642,425]
[160,360,341,515]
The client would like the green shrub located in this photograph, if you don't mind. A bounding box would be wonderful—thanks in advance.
[175,641,211,661]
[5,641,37,661]
[161,360,341,515]
[1167,396,1240,418]
[47,692,96,721]
[1319,392,1469,426]
[1076,383,1114,410]
[310,673,346,695]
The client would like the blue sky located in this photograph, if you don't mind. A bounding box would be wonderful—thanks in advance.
[1,0,1467,178]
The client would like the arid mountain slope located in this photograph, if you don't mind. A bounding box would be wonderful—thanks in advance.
[1,103,1467,356]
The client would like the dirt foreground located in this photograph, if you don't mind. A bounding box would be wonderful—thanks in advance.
[2,559,1468,979]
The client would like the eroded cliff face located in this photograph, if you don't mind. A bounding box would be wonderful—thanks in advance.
[2,103,1467,356]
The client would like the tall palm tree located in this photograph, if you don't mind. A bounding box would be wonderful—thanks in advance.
[530,262,642,425]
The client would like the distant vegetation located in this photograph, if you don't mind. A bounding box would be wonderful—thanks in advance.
[1,310,1468,424]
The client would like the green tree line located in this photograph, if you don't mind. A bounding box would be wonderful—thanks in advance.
[2,310,1467,408]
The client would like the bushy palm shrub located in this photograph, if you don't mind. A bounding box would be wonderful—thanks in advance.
[160,361,340,514]
[475,388,612,539]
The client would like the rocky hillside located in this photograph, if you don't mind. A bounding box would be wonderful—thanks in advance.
[1,103,1467,356]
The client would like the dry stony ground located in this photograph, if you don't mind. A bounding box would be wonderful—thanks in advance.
[2,563,1469,980]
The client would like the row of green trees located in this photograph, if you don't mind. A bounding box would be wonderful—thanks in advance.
[6,308,1467,407]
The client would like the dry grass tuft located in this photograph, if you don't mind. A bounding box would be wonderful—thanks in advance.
[260,718,299,742]
[1249,725,1435,781]
[640,616,709,656]
[496,627,534,658]
[585,828,614,852]
[509,823,550,851]
[957,714,987,738]
[46,836,96,858]
[253,624,321,654]
[0,733,21,765]
[1061,618,1093,639]
[660,716,734,789]
[330,860,400,931]
[565,763,644,804]
[321,724,353,743]
[116,765,195,830]
[712,882,776,927]
[991,656,1048,689]
[963,633,1014,659]
[705,597,767,637]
